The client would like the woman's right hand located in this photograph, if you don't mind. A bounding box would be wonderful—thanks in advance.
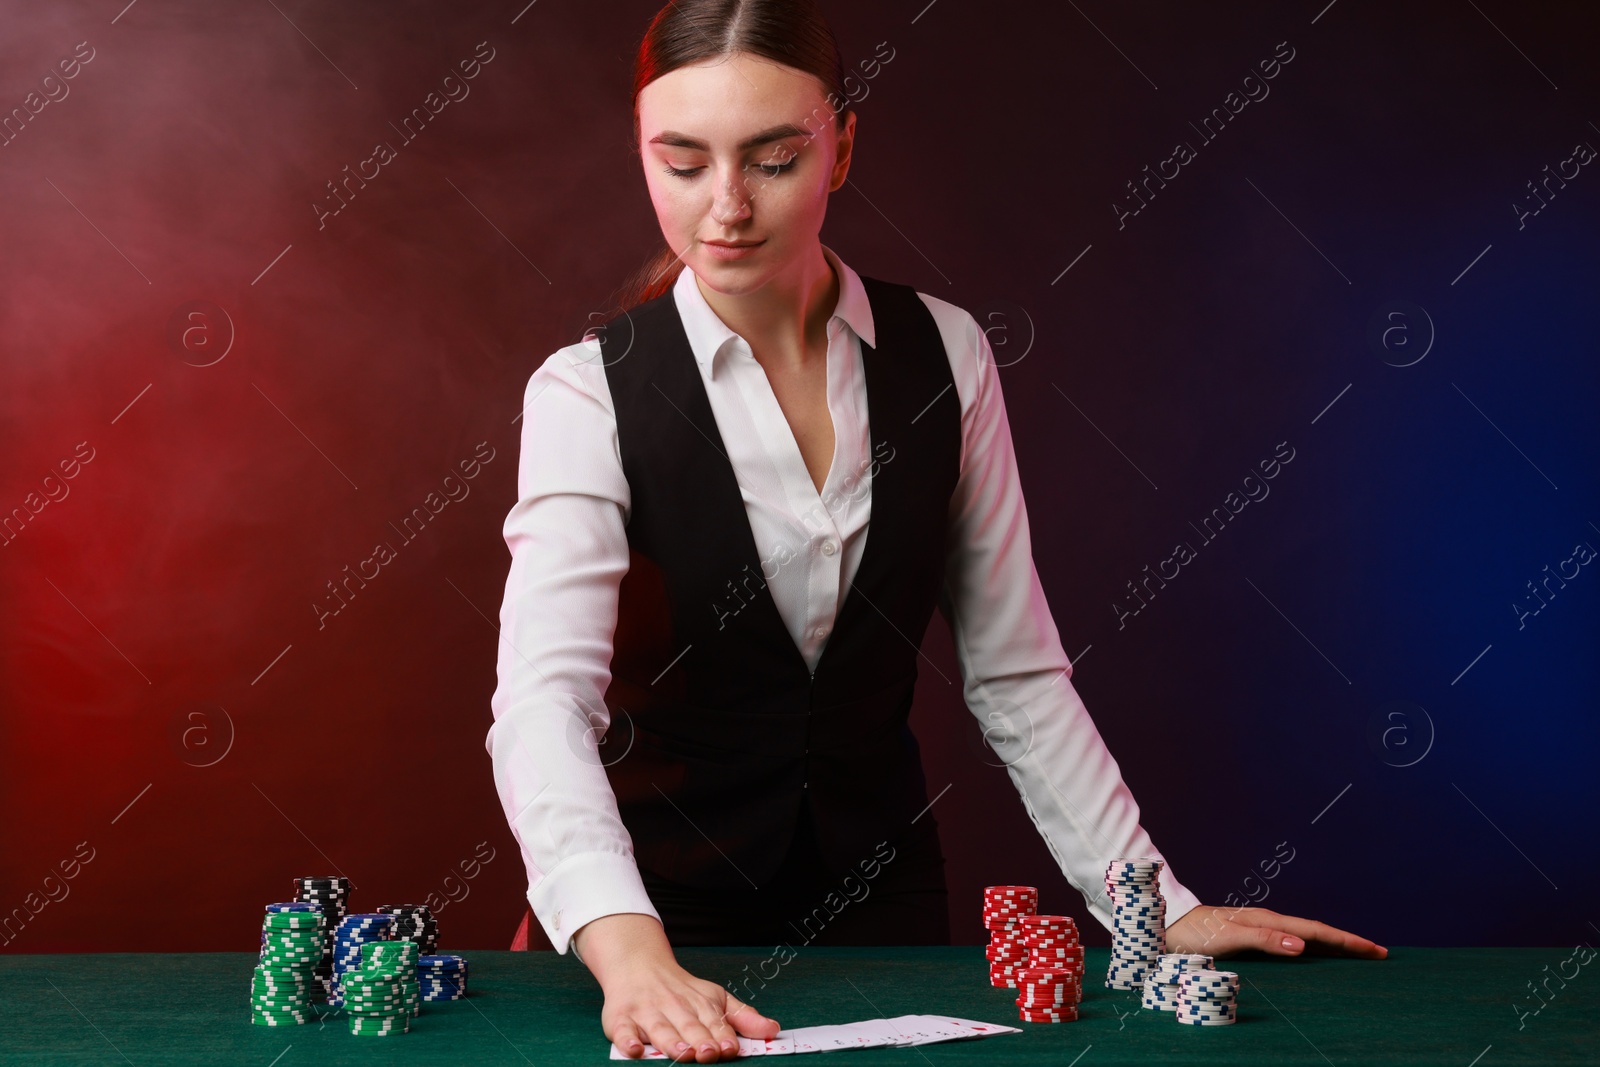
[574,913,783,1062]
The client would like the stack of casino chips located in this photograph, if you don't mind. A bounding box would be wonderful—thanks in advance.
[1104,858,1166,990]
[257,901,318,959]
[293,876,350,1001]
[1020,914,1083,1004]
[1141,952,1213,1013]
[378,904,439,955]
[250,903,324,1026]
[359,940,421,1018]
[981,886,1038,988]
[417,954,470,1001]
[330,913,394,1007]
[1176,968,1239,1027]
[1014,966,1079,1023]
[340,968,410,1037]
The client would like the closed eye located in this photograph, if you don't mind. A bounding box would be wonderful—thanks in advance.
[662,158,798,180]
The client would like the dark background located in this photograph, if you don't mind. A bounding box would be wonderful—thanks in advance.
[1,0,1596,955]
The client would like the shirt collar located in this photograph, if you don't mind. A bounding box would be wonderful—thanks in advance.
[671,243,876,380]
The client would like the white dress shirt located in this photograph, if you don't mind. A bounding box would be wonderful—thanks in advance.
[487,245,1202,954]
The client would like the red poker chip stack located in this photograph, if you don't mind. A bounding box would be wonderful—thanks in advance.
[1015,966,1079,1023]
[982,886,1037,988]
[1020,914,1084,1008]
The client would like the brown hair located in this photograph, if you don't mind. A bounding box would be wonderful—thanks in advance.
[614,0,850,311]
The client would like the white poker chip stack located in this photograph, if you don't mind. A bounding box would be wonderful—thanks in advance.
[1142,953,1214,1012]
[1177,969,1240,1026]
[1103,858,1166,990]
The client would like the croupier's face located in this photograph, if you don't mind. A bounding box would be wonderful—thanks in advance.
[638,52,855,295]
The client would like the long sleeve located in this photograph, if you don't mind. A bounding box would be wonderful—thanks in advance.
[485,343,662,955]
[924,295,1203,933]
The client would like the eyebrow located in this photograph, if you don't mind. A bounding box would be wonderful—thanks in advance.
[647,122,811,152]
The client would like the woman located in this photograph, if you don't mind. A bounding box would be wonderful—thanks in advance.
[487,2,1386,1062]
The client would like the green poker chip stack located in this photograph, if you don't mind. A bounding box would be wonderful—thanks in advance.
[359,940,422,1018]
[342,969,410,1036]
[251,908,325,1026]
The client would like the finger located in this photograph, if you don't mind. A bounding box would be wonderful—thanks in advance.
[1268,914,1388,958]
[662,1010,721,1063]
[697,998,740,1058]
[721,995,782,1040]
[610,1020,649,1059]
[1233,921,1307,956]
[639,1016,690,1063]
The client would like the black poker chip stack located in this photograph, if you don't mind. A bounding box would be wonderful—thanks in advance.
[293,876,352,1002]
[377,904,438,955]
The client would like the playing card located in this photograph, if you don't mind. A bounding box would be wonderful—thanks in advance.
[779,1022,894,1051]
[742,1034,795,1055]
[607,1014,1016,1057]
[913,1014,1023,1039]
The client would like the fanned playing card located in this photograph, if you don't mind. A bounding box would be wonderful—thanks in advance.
[609,1014,1018,1058]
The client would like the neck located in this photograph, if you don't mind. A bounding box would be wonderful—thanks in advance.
[695,245,839,373]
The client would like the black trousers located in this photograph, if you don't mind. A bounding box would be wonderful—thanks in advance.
[638,802,950,947]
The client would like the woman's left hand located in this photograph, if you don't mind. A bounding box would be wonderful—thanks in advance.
[1165,904,1388,959]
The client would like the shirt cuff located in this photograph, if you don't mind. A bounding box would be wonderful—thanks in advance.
[527,850,663,956]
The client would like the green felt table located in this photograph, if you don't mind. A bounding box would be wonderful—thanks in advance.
[3,947,1594,1065]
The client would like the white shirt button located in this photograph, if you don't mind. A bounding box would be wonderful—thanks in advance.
[821,540,837,556]
[814,626,829,639]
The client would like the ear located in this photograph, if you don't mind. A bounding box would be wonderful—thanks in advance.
[828,110,857,192]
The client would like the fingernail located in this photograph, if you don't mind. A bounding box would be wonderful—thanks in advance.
[672,1042,690,1054]
[1282,935,1303,951]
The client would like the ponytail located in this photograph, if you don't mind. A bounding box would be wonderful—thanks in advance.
[615,244,688,312]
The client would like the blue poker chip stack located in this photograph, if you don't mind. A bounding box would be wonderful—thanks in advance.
[1176,968,1240,1026]
[417,954,470,1001]
[330,913,394,1007]
[1103,858,1166,990]
[1142,952,1214,1012]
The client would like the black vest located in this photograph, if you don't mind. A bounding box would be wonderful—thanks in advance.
[596,274,960,889]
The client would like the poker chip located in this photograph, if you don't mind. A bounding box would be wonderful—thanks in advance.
[248,901,323,1024]
[358,941,423,1017]
[248,879,445,1034]
[1103,858,1167,989]
[378,904,441,956]
[982,886,1041,988]
[1142,953,1225,1018]
[350,1018,411,1036]
[341,962,415,1030]
[986,950,1029,964]
[292,877,351,1003]
[1162,966,1239,1027]
[982,894,1086,1002]
[982,886,1040,933]
[1180,970,1238,991]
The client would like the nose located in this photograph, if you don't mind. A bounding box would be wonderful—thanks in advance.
[711,169,752,226]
